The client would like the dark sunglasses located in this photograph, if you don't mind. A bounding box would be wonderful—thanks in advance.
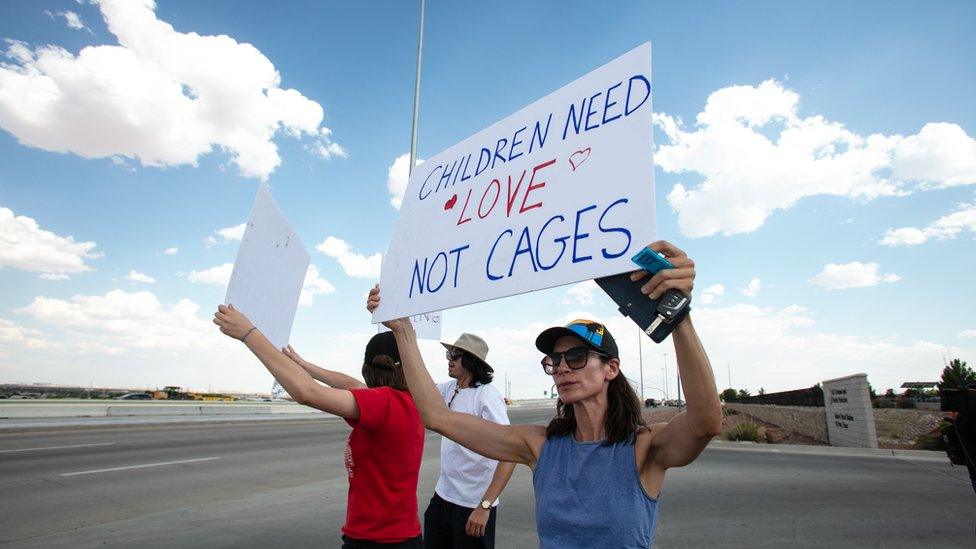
[541,346,609,375]
[445,349,464,361]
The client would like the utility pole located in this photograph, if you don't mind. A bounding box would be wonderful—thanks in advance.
[408,0,425,176]
[676,370,683,410]
[727,361,731,389]
[662,353,669,403]
[638,327,644,402]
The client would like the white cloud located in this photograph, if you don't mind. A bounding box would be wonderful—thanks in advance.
[125,270,155,284]
[692,303,955,393]
[655,79,976,237]
[186,261,333,306]
[0,205,100,278]
[699,283,725,305]
[1,0,343,180]
[315,236,381,278]
[880,201,976,246]
[809,262,900,290]
[47,10,93,33]
[561,281,597,306]
[0,317,51,350]
[186,262,233,286]
[891,123,976,189]
[739,278,761,298]
[311,138,348,160]
[959,329,976,338]
[16,289,230,352]
[298,264,336,306]
[387,153,423,209]
[164,246,179,256]
[216,223,246,242]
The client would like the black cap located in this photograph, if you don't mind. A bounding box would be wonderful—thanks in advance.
[364,331,401,365]
[535,319,619,358]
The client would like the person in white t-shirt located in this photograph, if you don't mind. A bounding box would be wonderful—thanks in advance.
[424,333,516,549]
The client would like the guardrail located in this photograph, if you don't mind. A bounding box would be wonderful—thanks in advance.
[0,400,322,419]
[0,398,558,419]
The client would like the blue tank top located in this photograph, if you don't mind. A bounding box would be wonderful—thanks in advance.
[533,433,659,548]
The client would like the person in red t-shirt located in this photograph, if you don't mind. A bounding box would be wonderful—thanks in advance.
[213,304,425,548]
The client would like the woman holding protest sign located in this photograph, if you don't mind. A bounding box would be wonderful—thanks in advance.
[213,305,424,548]
[368,240,722,548]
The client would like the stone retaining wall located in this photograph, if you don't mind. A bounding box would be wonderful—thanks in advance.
[725,403,828,443]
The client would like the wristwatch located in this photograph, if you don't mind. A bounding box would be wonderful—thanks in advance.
[479,499,491,510]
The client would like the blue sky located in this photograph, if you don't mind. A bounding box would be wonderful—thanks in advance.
[1,0,974,399]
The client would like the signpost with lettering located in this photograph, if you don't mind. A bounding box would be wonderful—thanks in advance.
[823,373,878,449]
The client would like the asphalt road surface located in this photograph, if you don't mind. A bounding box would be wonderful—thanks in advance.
[1,407,972,548]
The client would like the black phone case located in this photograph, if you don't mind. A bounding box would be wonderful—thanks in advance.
[595,272,691,343]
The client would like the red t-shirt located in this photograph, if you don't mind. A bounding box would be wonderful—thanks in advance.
[342,387,424,542]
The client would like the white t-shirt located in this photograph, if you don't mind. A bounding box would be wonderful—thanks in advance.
[435,380,510,508]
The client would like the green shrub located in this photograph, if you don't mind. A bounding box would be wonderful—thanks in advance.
[725,422,759,442]
[873,398,895,408]
[723,408,740,415]
[915,420,950,451]
[896,398,917,409]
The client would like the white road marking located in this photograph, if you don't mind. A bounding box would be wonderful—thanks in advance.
[0,442,116,454]
[61,456,221,477]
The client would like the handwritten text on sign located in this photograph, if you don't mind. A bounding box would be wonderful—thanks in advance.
[373,43,654,322]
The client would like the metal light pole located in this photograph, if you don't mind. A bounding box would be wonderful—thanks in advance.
[408,0,425,176]
[662,353,669,403]
[676,368,683,410]
[638,327,644,402]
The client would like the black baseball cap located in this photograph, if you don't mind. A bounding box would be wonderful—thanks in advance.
[535,319,619,358]
[364,331,401,365]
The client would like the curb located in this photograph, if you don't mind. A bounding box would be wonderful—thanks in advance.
[708,439,948,461]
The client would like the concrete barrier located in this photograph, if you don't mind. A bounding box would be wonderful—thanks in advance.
[200,405,271,415]
[0,400,321,419]
[0,398,547,419]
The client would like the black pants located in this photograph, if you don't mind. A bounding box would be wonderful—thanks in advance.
[341,534,423,548]
[423,493,497,549]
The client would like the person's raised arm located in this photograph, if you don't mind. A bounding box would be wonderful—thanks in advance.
[214,304,359,419]
[367,286,544,466]
[283,345,367,390]
[631,242,723,469]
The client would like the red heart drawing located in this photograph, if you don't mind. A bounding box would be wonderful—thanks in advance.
[444,194,458,210]
[569,147,591,171]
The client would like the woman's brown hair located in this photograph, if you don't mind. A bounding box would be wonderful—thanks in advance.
[361,355,408,390]
[545,364,645,444]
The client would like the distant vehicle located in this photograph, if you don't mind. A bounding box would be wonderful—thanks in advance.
[644,398,658,408]
[115,392,152,400]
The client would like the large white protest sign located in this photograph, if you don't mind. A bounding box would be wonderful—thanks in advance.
[373,43,654,322]
[225,184,310,350]
[379,311,443,341]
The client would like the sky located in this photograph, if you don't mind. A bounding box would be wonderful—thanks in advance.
[1,0,974,400]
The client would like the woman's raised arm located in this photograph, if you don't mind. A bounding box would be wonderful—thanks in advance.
[283,345,367,390]
[367,286,545,466]
[214,304,360,420]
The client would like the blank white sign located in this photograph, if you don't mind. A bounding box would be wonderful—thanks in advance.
[225,184,310,350]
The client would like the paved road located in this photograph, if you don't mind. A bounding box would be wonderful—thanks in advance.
[1,408,972,548]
